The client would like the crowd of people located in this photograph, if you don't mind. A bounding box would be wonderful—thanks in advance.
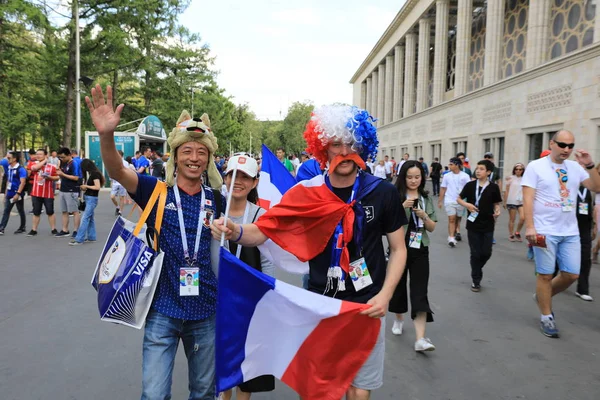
[2,83,597,400]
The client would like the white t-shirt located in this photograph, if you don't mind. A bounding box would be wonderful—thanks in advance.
[374,165,387,179]
[441,171,471,204]
[505,175,523,205]
[521,157,589,236]
[384,161,393,175]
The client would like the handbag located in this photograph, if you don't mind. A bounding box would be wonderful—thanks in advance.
[91,181,167,329]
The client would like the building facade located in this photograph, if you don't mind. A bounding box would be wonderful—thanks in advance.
[351,0,600,178]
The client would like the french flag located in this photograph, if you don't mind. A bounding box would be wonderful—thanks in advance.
[256,145,309,274]
[216,248,381,400]
[257,144,296,210]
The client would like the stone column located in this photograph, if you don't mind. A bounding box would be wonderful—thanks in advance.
[433,0,449,106]
[484,0,505,85]
[526,0,552,69]
[377,64,385,126]
[371,70,379,119]
[384,55,394,124]
[454,0,473,96]
[416,18,431,112]
[403,33,417,116]
[393,45,404,120]
[595,0,600,42]
[360,81,367,109]
[366,77,372,113]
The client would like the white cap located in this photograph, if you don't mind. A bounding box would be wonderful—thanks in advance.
[225,154,258,178]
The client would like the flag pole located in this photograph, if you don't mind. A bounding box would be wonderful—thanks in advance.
[220,167,238,247]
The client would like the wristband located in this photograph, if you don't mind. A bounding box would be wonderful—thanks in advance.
[233,225,244,243]
[586,162,595,170]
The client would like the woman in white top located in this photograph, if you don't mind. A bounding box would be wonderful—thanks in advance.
[504,163,525,241]
[373,160,387,179]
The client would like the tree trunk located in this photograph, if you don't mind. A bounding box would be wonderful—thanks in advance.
[62,3,77,148]
[112,69,118,106]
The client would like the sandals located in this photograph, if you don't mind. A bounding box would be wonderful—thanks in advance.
[509,235,516,242]
[514,232,523,242]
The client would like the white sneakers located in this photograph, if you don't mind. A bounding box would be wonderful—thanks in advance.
[391,320,403,335]
[576,292,594,301]
[392,320,436,352]
[414,337,436,352]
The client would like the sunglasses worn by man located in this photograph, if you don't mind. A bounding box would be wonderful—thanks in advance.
[554,141,575,149]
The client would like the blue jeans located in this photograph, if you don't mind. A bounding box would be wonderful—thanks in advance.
[141,310,216,400]
[74,195,97,243]
[533,234,581,275]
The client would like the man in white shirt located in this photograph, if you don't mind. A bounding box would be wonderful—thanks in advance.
[438,157,471,247]
[522,130,600,338]
[384,155,393,181]
[395,153,410,176]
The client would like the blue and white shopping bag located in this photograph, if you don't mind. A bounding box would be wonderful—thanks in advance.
[91,182,167,329]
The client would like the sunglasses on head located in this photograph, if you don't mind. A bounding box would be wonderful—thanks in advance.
[554,141,575,149]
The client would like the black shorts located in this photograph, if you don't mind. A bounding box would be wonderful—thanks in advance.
[32,196,55,216]
[238,375,275,393]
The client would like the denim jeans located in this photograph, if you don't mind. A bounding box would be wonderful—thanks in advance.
[533,234,581,275]
[0,195,25,230]
[141,310,216,400]
[431,177,440,196]
[74,195,97,243]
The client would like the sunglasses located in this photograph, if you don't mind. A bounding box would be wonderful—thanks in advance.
[554,141,575,149]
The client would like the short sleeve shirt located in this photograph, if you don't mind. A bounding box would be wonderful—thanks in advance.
[521,157,589,236]
[308,179,407,304]
[131,174,226,320]
[31,163,57,199]
[441,171,471,204]
[6,165,27,197]
[59,160,81,192]
[459,181,503,232]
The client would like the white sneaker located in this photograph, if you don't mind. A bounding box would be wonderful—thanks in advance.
[391,320,403,335]
[415,337,436,352]
[576,292,594,301]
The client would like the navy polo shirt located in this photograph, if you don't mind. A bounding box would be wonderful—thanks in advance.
[132,174,225,320]
[6,165,27,197]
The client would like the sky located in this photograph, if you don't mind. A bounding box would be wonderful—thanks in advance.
[180,1,401,120]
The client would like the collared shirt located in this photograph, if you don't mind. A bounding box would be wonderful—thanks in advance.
[59,160,81,192]
[6,164,27,197]
[132,174,226,320]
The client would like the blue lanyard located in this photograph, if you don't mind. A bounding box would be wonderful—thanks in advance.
[325,174,360,271]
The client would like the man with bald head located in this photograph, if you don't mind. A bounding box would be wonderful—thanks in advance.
[522,130,600,338]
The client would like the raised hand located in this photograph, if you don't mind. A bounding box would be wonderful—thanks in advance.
[574,149,594,167]
[85,85,124,136]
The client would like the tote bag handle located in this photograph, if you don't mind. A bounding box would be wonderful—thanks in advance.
[133,181,168,252]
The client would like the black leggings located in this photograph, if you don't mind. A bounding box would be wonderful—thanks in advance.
[389,245,434,322]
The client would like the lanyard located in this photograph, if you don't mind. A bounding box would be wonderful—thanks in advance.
[410,196,424,228]
[8,165,16,183]
[578,188,588,202]
[235,202,251,259]
[475,181,488,207]
[173,181,205,266]
[326,174,360,270]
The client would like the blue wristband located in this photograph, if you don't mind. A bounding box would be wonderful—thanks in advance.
[233,225,243,243]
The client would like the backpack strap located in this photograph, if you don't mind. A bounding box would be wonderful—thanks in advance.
[251,207,261,223]
[213,188,222,217]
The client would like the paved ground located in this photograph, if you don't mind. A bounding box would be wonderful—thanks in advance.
[1,190,600,400]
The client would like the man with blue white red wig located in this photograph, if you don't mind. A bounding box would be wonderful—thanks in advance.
[212,104,408,399]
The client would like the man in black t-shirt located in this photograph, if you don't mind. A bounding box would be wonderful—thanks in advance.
[213,104,407,399]
[430,157,442,196]
[457,160,502,292]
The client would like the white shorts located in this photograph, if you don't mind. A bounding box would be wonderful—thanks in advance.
[352,317,385,391]
[444,202,465,216]
[111,184,127,197]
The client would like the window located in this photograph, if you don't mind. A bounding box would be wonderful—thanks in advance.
[527,131,557,162]
[413,145,423,159]
[483,136,505,179]
[400,146,409,159]
[452,140,468,156]
[390,147,396,160]
[430,142,442,161]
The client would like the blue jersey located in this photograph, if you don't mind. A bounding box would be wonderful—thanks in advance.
[0,158,8,174]
[132,174,225,320]
[136,156,150,175]
[6,165,27,197]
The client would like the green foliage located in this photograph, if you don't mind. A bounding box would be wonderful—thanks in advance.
[260,101,313,156]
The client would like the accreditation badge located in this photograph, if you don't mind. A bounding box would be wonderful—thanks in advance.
[467,211,479,222]
[409,231,422,249]
[578,202,589,215]
[349,258,373,291]
[180,267,199,296]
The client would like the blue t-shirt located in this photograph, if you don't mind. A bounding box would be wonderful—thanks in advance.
[6,165,27,197]
[136,156,150,175]
[132,174,225,320]
[0,158,9,174]
[72,157,82,178]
